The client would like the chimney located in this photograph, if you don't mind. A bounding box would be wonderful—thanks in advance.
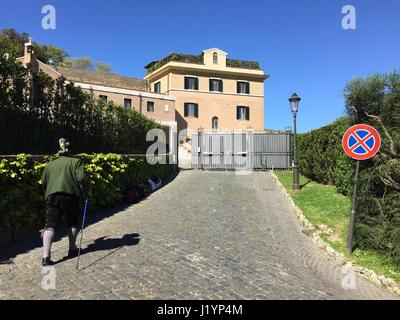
[23,38,39,73]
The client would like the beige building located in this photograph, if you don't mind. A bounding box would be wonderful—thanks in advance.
[18,43,267,145]
[144,48,268,134]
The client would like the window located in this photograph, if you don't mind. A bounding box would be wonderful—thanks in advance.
[237,81,250,94]
[213,52,218,64]
[209,79,223,92]
[184,103,199,118]
[184,76,199,90]
[212,117,219,129]
[147,101,155,112]
[154,82,161,93]
[124,98,132,109]
[99,95,108,102]
[237,106,250,120]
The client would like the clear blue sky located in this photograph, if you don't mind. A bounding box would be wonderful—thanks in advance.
[1,0,399,132]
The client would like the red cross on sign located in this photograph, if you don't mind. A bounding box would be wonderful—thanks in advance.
[342,124,381,160]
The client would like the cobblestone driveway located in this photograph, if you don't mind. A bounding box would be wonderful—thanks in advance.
[0,171,396,299]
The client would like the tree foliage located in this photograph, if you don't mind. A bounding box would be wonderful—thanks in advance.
[62,56,94,71]
[0,28,113,72]
[344,72,400,264]
[298,72,400,264]
[95,61,113,74]
[0,28,68,66]
[0,46,160,154]
[61,57,114,73]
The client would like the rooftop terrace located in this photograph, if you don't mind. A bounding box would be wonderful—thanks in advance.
[145,52,261,75]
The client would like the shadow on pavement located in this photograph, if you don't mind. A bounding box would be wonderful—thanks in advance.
[0,169,179,265]
[54,233,141,268]
[83,233,140,254]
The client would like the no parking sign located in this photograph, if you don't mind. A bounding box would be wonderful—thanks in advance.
[342,124,381,160]
[343,124,381,254]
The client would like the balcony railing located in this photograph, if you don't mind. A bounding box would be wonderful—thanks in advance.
[146,53,204,75]
[226,59,260,70]
[146,54,261,75]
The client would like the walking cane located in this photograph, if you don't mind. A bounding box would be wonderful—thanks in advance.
[76,199,88,270]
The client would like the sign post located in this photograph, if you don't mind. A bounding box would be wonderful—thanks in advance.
[342,124,381,254]
[348,160,360,253]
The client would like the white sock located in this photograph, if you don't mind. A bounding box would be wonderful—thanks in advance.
[42,229,55,259]
[68,227,79,250]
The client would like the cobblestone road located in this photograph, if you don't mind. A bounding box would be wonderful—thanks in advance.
[0,171,396,299]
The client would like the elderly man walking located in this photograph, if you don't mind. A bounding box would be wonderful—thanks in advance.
[40,138,89,266]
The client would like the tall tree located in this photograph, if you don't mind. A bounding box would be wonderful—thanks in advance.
[67,57,94,71]
[0,28,69,66]
[95,61,113,74]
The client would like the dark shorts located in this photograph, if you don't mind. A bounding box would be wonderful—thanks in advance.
[45,193,81,230]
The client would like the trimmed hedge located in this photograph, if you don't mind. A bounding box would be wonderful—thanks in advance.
[0,154,172,233]
[0,48,160,154]
[297,117,353,195]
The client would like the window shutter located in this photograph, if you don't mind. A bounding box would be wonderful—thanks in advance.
[184,77,188,90]
[246,82,250,94]
[194,104,199,118]
[237,82,240,93]
[236,106,240,120]
[195,78,199,90]
[184,103,188,117]
[246,107,250,120]
[209,79,212,91]
[219,80,223,92]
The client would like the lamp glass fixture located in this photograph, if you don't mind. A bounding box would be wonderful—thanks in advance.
[289,93,301,113]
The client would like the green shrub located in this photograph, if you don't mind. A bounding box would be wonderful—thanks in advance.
[0,154,172,233]
[297,117,353,195]
[345,72,400,264]
[0,154,45,232]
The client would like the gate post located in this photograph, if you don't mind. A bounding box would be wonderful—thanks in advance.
[246,128,254,172]
[198,127,204,170]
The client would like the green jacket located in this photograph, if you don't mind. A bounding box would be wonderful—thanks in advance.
[41,156,88,200]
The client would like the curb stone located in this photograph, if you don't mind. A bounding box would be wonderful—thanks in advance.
[270,171,400,296]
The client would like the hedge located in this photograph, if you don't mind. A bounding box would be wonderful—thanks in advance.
[0,154,173,233]
[0,47,160,154]
[297,117,353,195]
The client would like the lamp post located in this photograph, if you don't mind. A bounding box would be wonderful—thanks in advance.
[289,93,301,191]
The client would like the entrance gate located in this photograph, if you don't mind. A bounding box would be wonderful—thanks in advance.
[191,130,291,170]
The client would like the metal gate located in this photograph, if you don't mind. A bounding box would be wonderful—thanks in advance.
[191,130,291,170]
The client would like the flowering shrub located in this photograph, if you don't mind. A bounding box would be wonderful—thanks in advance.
[0,154,172,232]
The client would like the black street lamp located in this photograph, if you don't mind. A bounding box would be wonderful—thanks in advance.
[289,93,301,190]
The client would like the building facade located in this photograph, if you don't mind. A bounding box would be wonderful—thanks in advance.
[18,43,268,143]
[144,48,268,134]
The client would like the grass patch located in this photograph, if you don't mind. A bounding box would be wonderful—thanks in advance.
[275,170,400,284]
